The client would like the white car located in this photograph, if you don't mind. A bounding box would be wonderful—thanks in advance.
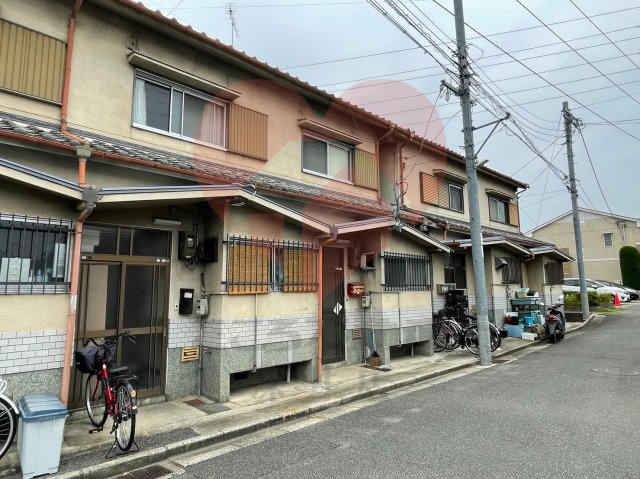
[563,278,630,302]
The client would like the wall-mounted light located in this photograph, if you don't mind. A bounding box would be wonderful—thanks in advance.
[153,217,182,226]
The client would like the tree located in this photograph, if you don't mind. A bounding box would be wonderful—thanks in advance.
[619,246,640,289]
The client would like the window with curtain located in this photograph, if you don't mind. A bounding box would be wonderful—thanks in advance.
[302,132,353,182]
[0,214,71,294]
[133,71,227,148]
[489,196,509,223]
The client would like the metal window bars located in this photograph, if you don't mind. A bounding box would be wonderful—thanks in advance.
[224,235,318,294]
[0,213,73,294]
[382,252,431,292]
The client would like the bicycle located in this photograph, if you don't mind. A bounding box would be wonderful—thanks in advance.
[0,378,18,461]
[75,331,138,454]
[433,310,502,355]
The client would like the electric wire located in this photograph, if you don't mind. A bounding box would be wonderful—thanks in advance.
[577,127,616,216]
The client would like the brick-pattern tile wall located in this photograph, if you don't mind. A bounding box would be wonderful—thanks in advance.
[0,329,67,375]
[168,318,201,349]
[365,307,432,330]
[202,314,317,349]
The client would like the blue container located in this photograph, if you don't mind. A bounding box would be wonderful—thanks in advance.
[17,395,67,479]
[504,324,522,338]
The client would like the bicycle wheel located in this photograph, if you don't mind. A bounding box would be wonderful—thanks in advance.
[433,325,448,352]
[115,384,136,451]
[489,325,501,352]
[464,326,480,355]
[444,320,461,349]
[0,396,17,461]
[85,374,108,428]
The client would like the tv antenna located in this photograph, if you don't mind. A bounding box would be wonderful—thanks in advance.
[226,3,239,46]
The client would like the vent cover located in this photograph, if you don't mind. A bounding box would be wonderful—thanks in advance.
[181,346,200,362]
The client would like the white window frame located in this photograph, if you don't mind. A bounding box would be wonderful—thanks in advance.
[132,70,228,150]
[448,183,464,212]
[489,196,509,224]
[602,232,613,247]
[302,131,354,184]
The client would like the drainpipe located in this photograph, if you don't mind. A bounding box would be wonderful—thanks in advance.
[397,292,402,346]
[60,186,98,405]
[253,293,258,372]
[375,128,394,201]
[60,0,84,139]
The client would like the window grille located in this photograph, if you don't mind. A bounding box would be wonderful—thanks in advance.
[225,235,318,294]
[500,257,521,284]
[383,252,430,291]
[544,262,564,284]
[0,214,72,294]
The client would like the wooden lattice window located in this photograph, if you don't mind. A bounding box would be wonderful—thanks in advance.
[225,236,318,294]
[544,262,564,284]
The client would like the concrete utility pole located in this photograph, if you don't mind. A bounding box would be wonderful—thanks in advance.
[450,0,492,365]
[562,101,590,321]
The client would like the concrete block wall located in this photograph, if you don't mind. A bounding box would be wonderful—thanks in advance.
[0,329,67,375]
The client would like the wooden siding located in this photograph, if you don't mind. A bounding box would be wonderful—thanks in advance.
[0,19,65,103]
[353,148,378,190]
[228,103,268,160]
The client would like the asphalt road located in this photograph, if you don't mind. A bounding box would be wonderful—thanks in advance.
[162,305,640,479]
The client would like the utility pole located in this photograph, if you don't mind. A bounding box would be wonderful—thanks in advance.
[562,101,589,321]
[442,0,492,365]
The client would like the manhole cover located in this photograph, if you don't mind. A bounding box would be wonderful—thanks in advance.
[591,368,639,376]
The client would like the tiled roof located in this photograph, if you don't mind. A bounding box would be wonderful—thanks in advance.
[0,111,394,216]
[422,212,553,248]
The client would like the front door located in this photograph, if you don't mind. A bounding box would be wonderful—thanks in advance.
[69,224,170,408]
[322,247,345,364]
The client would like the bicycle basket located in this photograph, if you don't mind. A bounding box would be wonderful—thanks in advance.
[74,346,99,374]
[96,344,116,369]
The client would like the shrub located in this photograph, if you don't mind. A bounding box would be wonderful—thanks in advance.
[563,291,610,308]
[620,246,640,290]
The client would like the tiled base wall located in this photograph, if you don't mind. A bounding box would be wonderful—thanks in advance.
[168,317,202,349]
[346,307,432,330]
[202,314,317,349]
[0,329,67,375]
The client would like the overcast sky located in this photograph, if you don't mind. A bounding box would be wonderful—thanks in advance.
[140,0,640,237]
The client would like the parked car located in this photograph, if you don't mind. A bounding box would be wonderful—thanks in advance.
[596,280,639,301]
[563,278,630,302]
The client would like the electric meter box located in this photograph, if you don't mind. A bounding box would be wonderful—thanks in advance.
[179,288,194,315]
[178,231,197,260]
[361,294,371,309]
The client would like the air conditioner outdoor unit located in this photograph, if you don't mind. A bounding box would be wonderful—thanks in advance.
[437,283,457,294]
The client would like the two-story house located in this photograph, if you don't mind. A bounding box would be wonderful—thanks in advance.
[0,0,570,406]
[530,208,639,283]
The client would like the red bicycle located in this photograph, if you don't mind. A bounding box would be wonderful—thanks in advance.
[75,331,138,452]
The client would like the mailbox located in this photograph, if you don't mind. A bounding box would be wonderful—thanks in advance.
[347,282,365,297]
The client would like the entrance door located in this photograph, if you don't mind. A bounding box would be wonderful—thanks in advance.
[69,224,170,408]
[322,247,345,364]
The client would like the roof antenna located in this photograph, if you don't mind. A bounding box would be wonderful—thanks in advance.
[226,3,239,46]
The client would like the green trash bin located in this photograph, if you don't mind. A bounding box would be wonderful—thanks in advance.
[16,395,68,479]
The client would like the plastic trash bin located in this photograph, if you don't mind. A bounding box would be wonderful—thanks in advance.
[16,394,68,479]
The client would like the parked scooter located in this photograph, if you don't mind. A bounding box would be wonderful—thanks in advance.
[544,302,565,343]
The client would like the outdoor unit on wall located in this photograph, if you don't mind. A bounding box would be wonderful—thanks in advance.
[437,283,457,295]
[360,252,376,270]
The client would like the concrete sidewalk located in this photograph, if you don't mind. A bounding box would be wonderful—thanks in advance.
[0,316,597,479]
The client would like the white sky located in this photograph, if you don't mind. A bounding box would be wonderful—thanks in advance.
[140,0,640,236]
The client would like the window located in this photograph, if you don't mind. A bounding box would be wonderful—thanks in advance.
[0,214,71,294]
[443,252,467,288]
[133,72,226,148]
[489,197,509,223]
[603,233,613,247]
[500,257,521,284]
[383,252,430,291]
[81,224,170,258]
[225,236,318,294]
[420,173,464,212]
[302,133,353,183]
[449,184,463,212]
[544,262,564,284]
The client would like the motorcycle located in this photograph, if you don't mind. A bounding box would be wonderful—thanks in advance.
[544,302,565,343]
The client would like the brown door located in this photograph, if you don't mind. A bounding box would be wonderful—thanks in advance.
[322,247,345,364]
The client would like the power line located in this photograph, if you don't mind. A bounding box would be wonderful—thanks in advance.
[568,0,640,74]
[577,127,616,216]
[431,0,640,143]
[514,0,640,108]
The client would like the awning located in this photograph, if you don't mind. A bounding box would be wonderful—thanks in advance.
[445,236,531,255]
[529,246,574,262]
[0,157,83,200]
